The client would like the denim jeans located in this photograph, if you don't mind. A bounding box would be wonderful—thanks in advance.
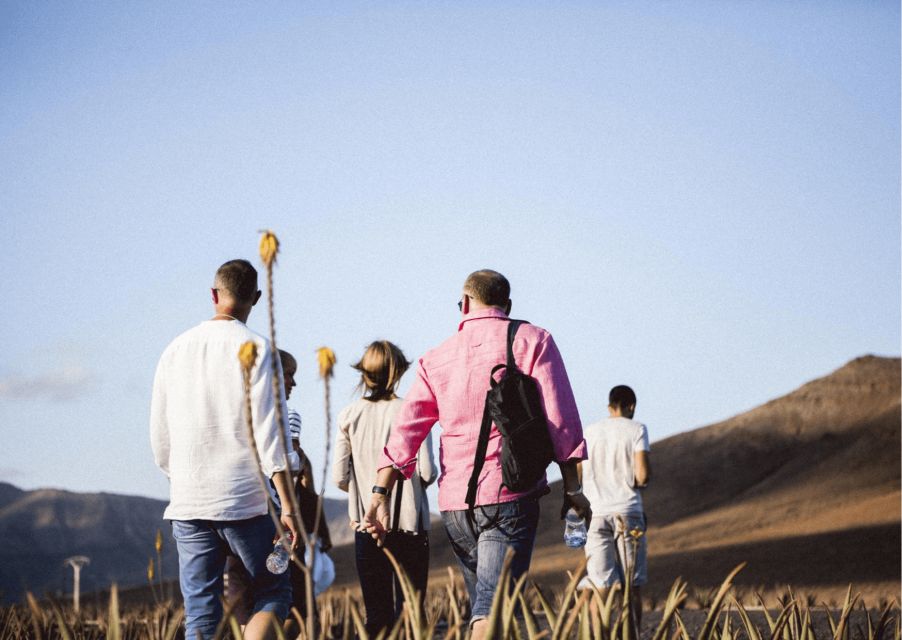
[171,516,290,640]
[441,497,540,621]
[355,530,430,637]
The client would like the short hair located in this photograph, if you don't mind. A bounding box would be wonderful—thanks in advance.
[609,385,637,410]
[353,341,411,402]
[214,259,258,304]
[278,349,297,373]
[463,269,510,307]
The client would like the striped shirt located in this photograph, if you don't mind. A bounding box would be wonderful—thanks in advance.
[288,408,302,440]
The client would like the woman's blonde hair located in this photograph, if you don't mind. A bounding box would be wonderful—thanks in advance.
[353,340,411,401]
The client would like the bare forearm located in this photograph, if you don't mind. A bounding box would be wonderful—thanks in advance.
[557,459,591,520]
[374,466,401,492]
[271,469,295,513]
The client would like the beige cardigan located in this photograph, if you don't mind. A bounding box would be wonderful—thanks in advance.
[332,397,437,533]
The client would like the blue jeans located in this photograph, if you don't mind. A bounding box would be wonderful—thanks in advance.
[171,516,290,640]
[441,497,540,621]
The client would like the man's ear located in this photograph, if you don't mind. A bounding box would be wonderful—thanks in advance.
[211,288,219,304]
[252,290,262,306]
[504,299,512,315]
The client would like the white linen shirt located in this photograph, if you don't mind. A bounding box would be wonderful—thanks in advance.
[150,319,294,521]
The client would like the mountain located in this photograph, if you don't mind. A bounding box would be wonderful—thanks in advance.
[527,354,901,598]
[4,355,898,605]
[328,355,901,600]
[0,485,351,604]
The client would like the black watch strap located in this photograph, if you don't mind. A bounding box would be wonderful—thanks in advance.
[372,485,388,496]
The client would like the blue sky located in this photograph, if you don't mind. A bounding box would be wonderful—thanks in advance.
[1,2,898,504]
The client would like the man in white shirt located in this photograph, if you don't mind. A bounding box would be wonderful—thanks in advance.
[578,385,651,627]
[150,259,299,640]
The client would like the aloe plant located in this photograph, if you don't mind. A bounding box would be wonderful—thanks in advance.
[4,572,900,640]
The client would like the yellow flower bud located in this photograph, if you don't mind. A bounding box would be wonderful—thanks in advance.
[317,347,336,379]
[238,341,258,372]
[154,529,163,554]
[147,557,154,582]
[259,230,279,267]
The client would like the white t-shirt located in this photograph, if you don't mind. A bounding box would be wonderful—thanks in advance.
[582,416,650,517]
[150,319,295,521]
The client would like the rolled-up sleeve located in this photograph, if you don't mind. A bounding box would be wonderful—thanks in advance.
[378,360,439,479]
[529,333,586,462]
[251,343,291,477]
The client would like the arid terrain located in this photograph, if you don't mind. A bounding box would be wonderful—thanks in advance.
[0,487,351,604]
[1,355,898,607]
[331,354,901,602]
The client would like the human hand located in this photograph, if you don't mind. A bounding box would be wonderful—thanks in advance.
[567,492,592,522]
[362,495,390,547]
[279,513,300,551]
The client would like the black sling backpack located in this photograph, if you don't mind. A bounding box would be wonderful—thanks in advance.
[464,320,555,510]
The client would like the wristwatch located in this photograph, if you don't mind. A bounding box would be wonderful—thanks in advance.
[372,485,388,496]
[565,485,583,497]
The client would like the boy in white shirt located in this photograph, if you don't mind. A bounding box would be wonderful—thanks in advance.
[578,385,651,627]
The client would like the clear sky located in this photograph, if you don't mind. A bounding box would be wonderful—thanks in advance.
[1,2,899,505]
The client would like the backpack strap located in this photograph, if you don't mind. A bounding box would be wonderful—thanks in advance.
[465,319,529,510]
[506,320,527,372]
[465,402,494,510]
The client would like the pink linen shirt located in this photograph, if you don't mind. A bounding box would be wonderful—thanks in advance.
[379,308,586,511]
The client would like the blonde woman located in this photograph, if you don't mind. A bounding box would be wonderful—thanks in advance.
[332,341,436,636]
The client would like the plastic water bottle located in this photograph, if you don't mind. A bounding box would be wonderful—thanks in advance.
[563,508,587,548]
[266,535,291,574]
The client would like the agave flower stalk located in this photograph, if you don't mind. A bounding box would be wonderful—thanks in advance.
[258,231,320,639]
[146,557,158,606]
[257,230,307,546]
[238,341,293,547]
[154,528,164,601]
[290,345,338,640]
[313,346,336,552]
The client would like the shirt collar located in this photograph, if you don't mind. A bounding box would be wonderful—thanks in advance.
[458,307,509,331]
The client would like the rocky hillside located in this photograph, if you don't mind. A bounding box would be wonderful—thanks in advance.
[0,485,350,604]
[330,355,901,599]
[4,355,897,604]
[533,355,902,596]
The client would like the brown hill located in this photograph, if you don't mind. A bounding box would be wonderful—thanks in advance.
[329,355,901,601]
[0,487,180,604]
[0,486,351,604]
[7,355,895,605]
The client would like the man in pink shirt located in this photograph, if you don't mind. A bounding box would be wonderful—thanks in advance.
[364,269,590,638]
